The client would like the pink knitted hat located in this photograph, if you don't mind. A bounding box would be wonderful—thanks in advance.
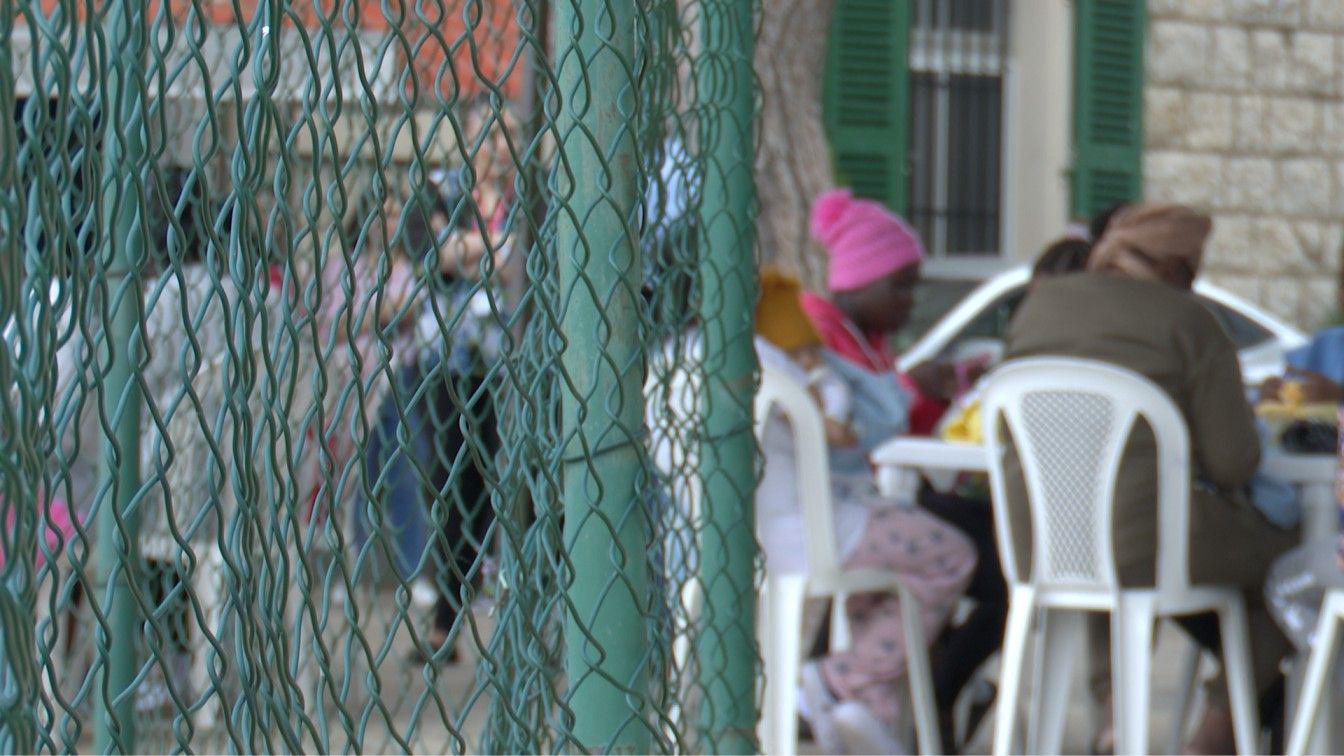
[810,188,925,292]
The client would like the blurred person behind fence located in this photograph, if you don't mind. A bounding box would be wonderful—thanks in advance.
[408,103,518,661]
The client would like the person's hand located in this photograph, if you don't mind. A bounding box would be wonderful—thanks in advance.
[964,359,991,387]
[439,231,491,278]
[1287,368,1344,403]
[956,354,994,393]
[907,361,958,401]
[377,255,416,327]
[823,418,860,448]
[488,244,519,286]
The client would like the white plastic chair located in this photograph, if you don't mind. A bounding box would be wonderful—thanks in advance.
[1287,589,1344,756]
[755,362,939,755]
[981,357,1259,756]
[647,364,706,745]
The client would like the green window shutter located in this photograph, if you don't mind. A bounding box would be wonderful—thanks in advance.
[823,0,910,213]
[1071,0,1146,217]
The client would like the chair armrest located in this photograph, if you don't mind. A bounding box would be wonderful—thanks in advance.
[807,568,912,597]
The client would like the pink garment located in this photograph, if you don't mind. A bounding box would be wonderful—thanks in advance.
[799,292,895,372]
[800,291,950,436]
[1,496,79,569]
[478,187,512,234]
[811,188,925,293]
[820,506,976,727]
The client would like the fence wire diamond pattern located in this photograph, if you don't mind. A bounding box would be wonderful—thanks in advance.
[0,0,761,751]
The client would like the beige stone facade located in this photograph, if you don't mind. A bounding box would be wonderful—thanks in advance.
[1146,0,1344,328]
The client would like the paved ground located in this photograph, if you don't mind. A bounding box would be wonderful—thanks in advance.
[792,620,1200,754]
[85,598,1336,754]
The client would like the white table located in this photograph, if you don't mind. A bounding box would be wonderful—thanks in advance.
[871,435,1342,751]
[871,436,988,503]
[1262,452,1339,544]
[873,436,1340,544]
[1259,451,1342,753]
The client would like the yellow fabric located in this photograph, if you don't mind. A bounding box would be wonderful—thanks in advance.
[755,267,821,352]
[1255,400,1337,422]
[1281,380,1304,408]
[940,400,983,444]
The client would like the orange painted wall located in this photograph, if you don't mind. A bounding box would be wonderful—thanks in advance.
[23,0,524,101]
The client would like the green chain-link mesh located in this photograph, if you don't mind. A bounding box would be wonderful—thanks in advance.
[0,0,761,751]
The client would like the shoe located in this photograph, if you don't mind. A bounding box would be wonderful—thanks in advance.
[832,700,910,755]
[1182,703,1236,755]
[963,679,997,750]
[798,661,842,753]
[1090,723,1115,755]
[410,577,438,608]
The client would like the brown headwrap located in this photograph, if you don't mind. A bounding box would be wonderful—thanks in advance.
[1087,203,1212,288]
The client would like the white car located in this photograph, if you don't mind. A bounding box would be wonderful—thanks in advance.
[897,267,1308,385]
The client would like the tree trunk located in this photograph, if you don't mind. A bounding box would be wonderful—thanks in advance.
[754,0,836,290]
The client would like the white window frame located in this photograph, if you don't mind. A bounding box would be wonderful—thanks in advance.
[912,0,1073,280]
[998,0,1072,272]
[908,0,1010,266]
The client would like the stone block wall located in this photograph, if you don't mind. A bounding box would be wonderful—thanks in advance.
[1145,0,1344,329]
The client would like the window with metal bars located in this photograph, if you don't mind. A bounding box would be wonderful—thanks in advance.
[906,0,1008,259]
[826,0,1145,263]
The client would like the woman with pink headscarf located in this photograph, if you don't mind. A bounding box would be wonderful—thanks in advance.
[801,189,965,438]
[774,189,975,753]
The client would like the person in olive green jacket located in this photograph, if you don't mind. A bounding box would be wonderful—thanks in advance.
[1003,203,1296,752]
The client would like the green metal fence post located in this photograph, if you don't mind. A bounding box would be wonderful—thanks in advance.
[553,0,650,751]
[695,0,759,750]
[0,5,44,749]
[94,0,149,750]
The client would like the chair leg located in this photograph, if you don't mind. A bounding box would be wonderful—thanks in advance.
[761,575,808,756]
[35,575,58,716]
[1165,628,1204,754]
[1287,594,1343,756]
[1029,609,1083,756]
[667,577,703,738]
[896,584,938,756]
[1112,595,1155,756]
[1216,598,1260,756]
[992,584,1036,756]
[755,583,770,753]
[953,672,975,746]
[829,592,851,652]
[1027,606,1048,751]
[194,545,226,732]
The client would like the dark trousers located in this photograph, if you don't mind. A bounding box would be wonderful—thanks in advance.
[1174,612,1287,751]
[421,363,496,635]
[918,487,1007,716]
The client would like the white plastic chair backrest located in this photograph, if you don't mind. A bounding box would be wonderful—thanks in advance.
[646,359,702,531]
[981,357,1192,594]
[754,362,840,578]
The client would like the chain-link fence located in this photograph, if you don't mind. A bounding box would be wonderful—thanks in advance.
[0,0,760,751]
